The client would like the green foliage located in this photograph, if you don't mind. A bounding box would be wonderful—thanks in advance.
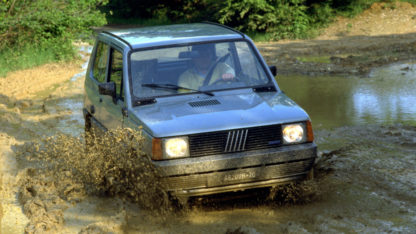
[1,0,107,47]
[308,2,335,28]
[272,0,310,39]
[213,0,311,39]
[0,39,75,77]
[0,0,107,77]
[215,0,275,32]
[331,0,382,17]
[104,0,416,40]
[101,0,211,22]
[161,0,212,22]
[101,0,158,19]
[105,16,174,27]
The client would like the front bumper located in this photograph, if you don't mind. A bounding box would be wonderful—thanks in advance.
[154,142,317,197]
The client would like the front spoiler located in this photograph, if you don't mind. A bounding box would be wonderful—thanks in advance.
[167,162,311,197]
[156,143,317,197]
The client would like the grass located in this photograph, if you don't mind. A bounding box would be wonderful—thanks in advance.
[0,41,76,78]
[296,56,331,64]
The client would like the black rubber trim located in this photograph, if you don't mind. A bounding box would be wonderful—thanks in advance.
[102,31,133,50]
[166,157,315,178]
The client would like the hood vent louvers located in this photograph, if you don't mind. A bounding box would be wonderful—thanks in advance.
[188,99,220,107]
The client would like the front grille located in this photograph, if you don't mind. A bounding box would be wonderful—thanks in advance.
[224,129,248,152]
[189,125,282,157]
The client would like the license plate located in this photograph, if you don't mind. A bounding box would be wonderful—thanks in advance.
[223,171,256,182]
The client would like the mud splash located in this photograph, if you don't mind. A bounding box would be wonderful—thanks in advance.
[15,128,326,233]
[15,129,173,233]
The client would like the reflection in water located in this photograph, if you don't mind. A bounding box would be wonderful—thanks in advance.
[277,62,416,129]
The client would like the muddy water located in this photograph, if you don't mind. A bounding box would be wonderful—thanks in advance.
[278,62,416,129]
[1,56,415,233]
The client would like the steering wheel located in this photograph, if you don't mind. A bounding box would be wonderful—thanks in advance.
[210,75,240,86]
[203,53,231,86]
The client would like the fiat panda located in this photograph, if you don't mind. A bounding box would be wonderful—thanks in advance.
[83,23,317,204]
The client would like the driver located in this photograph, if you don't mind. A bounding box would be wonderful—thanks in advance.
[178,43,235,91]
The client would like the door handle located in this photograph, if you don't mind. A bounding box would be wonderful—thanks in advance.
[90,105,95,114]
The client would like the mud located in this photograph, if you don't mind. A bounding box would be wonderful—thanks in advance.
[13,128,176,233]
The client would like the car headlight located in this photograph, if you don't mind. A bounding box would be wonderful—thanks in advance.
[164,137,189,158]
[282,123,306,144]
[151,137,190,160]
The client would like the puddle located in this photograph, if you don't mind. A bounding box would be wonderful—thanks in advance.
[278,62,416,129]
[55,99,84,136]
[71,46,91,82]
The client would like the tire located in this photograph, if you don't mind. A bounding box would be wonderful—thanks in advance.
[84,114,95,152]
[306,167,314,180]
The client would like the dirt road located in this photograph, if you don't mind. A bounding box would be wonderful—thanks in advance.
[1,2,416,233]
[258,2,416,77]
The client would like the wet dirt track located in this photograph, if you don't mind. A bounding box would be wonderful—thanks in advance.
[0,47,415,233]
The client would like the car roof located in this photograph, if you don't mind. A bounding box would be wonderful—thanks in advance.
[101,23,246,50]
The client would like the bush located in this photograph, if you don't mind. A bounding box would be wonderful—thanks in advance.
[0,38,76,77]
[308,2,335,27]
[215,0,310,39]
[1,0,107,47]
[0,0,107,76]
[103,0,416,40]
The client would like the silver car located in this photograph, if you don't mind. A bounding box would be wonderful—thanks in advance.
[83,23,317,204]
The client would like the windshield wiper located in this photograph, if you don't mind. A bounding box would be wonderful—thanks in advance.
[142,83,214,96]
[132,96,157,106]
[252,84,276,93]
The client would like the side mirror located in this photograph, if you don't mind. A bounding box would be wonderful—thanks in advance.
[98,82,116,97]
[269,65,277,76]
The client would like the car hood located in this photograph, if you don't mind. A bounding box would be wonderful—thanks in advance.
[131,91,310,137]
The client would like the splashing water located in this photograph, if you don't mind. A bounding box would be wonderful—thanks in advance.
[16,128,175,232]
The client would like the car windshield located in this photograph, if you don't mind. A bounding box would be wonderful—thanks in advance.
[130,40,271,100]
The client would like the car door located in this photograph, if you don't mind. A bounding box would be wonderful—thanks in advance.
[88,41,124,131]
[98,47,125,130]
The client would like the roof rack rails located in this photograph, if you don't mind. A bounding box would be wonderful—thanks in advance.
[102,31,133,50]
[201,21,245,38]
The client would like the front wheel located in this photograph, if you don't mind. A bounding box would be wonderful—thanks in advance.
[169,194,189,211]
[306,167,314,180]
[84,114,95,151]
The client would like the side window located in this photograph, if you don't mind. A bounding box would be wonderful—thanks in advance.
[215,42,235,73]
[109,48,124,100]
[93,42,109,83]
